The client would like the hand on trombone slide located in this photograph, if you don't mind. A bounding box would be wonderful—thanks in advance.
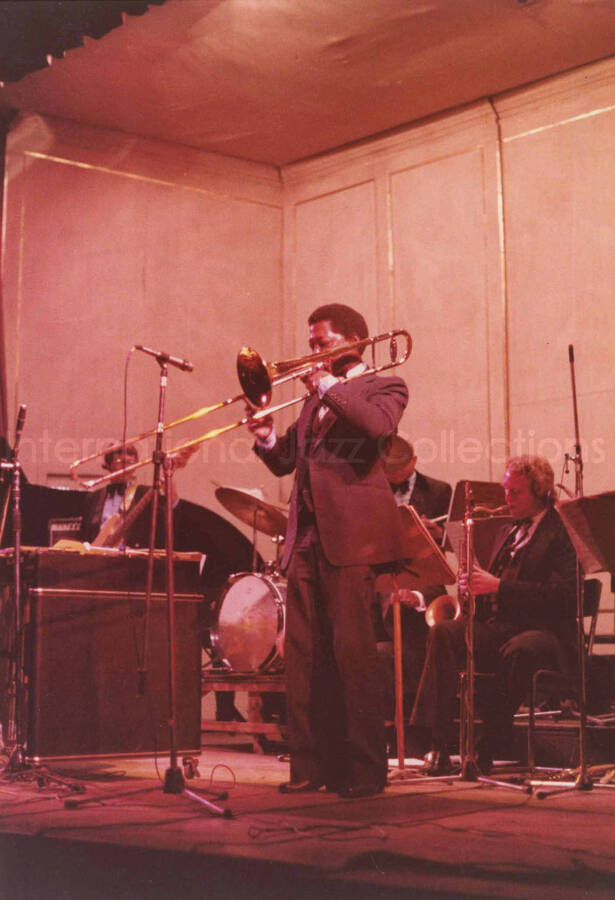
[245,405,275,442]
[458,563,501,596]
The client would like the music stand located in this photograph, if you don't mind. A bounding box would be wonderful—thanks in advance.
[443,480,507,552]
[376,505,456,772]
[530,491,615,798]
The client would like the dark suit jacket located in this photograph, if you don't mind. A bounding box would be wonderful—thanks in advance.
[79,484,153,545]
[409,471,452,522]
[487,506,577,644]
[256,373,411,569]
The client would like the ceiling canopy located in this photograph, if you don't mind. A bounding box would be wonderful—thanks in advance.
[1,0,615,165]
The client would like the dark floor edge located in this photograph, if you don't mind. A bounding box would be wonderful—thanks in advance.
[2,830,615,900]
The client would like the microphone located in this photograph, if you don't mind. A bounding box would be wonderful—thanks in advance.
[13,404,26,455]
[134,345,194,372]
[568,344,574,363]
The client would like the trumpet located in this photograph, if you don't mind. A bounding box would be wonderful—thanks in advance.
[71,329,412,488]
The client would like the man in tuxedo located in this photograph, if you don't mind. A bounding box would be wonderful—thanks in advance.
[410,454,577,774]
[382,434,451,544]
[249,303,410,797]
[79,443,152,546]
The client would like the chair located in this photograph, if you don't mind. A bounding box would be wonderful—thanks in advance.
[526,577,602,772]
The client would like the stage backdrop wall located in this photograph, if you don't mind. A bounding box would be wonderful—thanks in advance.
[2,115,285,564]
[280,56,615,632]
[2,56,614,628]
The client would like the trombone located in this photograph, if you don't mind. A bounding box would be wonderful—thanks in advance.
[70,329,412,489]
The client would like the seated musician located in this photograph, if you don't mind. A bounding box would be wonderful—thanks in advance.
[79,443,152,546]
[410,454,577,775]
[375,436,452,719]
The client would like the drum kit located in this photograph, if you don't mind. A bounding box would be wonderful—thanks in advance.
[211,485,288,674]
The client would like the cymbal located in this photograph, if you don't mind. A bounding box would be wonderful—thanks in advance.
[215,486,288,538]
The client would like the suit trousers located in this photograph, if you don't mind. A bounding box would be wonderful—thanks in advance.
[285,525,387,789]
[410,618,570,752]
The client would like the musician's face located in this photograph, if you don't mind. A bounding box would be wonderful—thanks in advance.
[309,320,361,376]
[107,449,137,480]
[502,471,543,520]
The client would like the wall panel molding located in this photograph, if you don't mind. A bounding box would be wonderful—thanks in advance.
[8,113,282,208]
[493,56,615,141]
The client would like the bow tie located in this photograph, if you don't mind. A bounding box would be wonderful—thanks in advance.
[513,517,532,527]
[107,482,127,497]
[391,478,411,494]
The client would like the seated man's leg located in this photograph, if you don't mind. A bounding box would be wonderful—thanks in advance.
[411,619,505,757]
[489,629,570,750]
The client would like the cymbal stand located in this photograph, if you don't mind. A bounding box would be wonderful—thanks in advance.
[531,345,614,799]
[251,507,259,572]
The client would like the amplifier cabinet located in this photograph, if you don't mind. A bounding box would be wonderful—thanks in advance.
[20,550,203,759]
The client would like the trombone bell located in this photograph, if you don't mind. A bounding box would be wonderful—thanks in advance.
[237,348,273,409]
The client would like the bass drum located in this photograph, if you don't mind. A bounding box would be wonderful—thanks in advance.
[211,572,286,672]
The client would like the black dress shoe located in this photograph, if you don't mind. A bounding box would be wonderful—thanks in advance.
[422,750,454,776]
[278,780,323,794]
[338,783,384,799]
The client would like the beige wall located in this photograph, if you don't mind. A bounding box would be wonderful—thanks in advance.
[283,104,508,489]
[2,56,614,620]
[3,115,284,558]
[281,56,615,629]
[282,60,615,496]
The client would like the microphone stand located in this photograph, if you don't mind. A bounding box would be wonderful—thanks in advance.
[1,405,26,769]
[531,345,600,799]
[140,361,231,817]
[0,408,83,796]
[568,343,592,792]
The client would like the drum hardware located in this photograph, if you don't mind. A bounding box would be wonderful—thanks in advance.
[69,329,412,489]
[210,488,288,673]
[269,540,284,583]
[214,484,287,576]
[214,486,288,539]
[264,534,285,580]
[211,572,286,673]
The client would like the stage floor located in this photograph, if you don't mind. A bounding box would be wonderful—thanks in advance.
[2,735,615,899]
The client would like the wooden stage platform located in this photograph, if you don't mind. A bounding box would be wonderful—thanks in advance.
[2,732,615,900]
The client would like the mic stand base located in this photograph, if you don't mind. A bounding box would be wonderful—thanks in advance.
[163,762,232,817]
[460,758,480,782]
[5,743,27,773]
[163,765,185,794]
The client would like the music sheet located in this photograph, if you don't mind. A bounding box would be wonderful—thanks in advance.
[376,504,456,591]
[557,491,615,574]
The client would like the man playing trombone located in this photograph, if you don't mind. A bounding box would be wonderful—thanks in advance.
[410,454,577,775]
[248,303,411,798]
